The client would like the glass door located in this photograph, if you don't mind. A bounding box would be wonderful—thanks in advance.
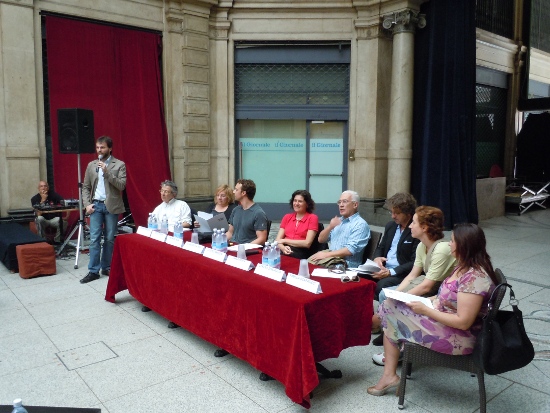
[308,121,346,217]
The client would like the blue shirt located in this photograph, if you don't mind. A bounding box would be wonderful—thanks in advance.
[328,212,370,268]
[386,224,402,276]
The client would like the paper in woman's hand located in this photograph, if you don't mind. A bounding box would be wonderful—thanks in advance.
[382,288,434,309]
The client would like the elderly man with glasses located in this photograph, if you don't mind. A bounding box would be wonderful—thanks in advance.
[151,180,192,232]
[309,190,370,269]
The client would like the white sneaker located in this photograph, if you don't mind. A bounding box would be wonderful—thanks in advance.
[372,351,403,366]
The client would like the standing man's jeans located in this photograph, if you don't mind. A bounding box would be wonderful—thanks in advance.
[88,201,118,274]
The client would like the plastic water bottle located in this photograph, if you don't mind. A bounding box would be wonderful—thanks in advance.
[150,214,158,231]
[220,229,228,253]
[268,243,277,268]
[262,242,270,266]
[212,229,220,251]
[147,213,154,229]
[272,241,281,269]
[12,399,28,413]
[173,221,183,239]
[160,214,169,234]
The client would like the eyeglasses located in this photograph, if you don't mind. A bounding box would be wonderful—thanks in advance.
[340,274,360,283]
[159,190,173,194]
[336,199,353,205]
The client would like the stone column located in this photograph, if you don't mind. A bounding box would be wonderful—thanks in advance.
[0,0,40,215]
[384,9,425,196]
[166,2,212,199]
[209,9,232,191]
[352,18,392,199]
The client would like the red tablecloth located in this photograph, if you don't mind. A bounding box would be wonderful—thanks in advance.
[105,234,374,407]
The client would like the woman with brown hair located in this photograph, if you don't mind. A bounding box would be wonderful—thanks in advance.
[367,223,497,396]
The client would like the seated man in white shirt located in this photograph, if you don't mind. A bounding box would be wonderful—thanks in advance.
[144,180,192,329]
[152,180,192,231]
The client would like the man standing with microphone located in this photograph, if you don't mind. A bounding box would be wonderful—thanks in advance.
[80,135,127,283]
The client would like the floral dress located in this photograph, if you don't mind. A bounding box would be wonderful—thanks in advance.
[378,267,495,355]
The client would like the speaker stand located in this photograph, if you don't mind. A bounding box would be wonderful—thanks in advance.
[57,154,88,269]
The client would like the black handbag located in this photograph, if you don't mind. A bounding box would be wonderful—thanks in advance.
[473,283,535,375]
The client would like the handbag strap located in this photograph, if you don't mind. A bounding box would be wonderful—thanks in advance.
[484,282,519,320]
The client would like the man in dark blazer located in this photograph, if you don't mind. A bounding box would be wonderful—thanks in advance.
[371,193,419,300]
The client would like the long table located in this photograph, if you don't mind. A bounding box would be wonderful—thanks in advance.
[105,234,374,408]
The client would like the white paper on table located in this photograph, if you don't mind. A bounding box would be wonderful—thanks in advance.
[311,268,358,279]
[165,235,183,248]
[382,288,434,309]
[194,213,229,233]
[225,255,254,271]
[255,264,286,282]
[136,226,152,237]
[150,231,167,242]
[182,241,205,254]
[227,243,262,252]
[203,247,227,262]
[286,273,322,294]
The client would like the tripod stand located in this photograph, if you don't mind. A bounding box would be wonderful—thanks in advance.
[57,153,89,269]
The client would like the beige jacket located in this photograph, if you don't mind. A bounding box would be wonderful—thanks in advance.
[82,155,127,214]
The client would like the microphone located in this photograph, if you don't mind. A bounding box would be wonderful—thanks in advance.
[96,154,103,173]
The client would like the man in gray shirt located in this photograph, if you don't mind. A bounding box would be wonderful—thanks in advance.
[227,179,268,245]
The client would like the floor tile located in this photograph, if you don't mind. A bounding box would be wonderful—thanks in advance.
[57,341,118,371]
[43,311,157,352]
[0,329,60,376]
[76,335,202,402]
[487,382,550,413]
[103,369,266,413]
[0,362,101,408]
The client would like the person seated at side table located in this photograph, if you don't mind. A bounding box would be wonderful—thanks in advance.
[275,189,319,259]
[367,223,496,397]
[370,206,456,357]
[370,192,420,300]
[31,180,65,244]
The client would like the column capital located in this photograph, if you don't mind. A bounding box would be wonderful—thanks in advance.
[382,9,426,35]
[166,14,184,34]
[355,18,388,40]
[210,19,231,40]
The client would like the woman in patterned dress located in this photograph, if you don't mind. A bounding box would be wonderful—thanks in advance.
[367,223,498,396]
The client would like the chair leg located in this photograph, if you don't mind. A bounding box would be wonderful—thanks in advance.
[477,372,486,413]
[397,360,412,410]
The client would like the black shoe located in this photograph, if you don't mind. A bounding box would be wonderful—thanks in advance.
[167,322,179,329]
[141,306,151,312]
[372,333,384,346]
[80,272,99,284]
[214,349,229,357]
[259,372,274,381]
[100,269,110,276]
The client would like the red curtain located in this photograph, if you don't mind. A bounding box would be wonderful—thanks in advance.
[45,16,171,226]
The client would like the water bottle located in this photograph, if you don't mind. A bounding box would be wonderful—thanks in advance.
[262,242,270,266]
[12,399,28,413]
[272,241,281,269]
[150,214,158,231]
[212,229,220,251]
[160,214,169,234]
[220,229,228,253]
[147,213,154,229]
[268,243,277,268]
[173,221,183,239]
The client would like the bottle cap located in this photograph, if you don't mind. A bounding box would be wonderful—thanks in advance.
[13,399,23,407]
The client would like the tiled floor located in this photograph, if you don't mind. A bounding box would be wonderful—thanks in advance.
[1,209,549,412]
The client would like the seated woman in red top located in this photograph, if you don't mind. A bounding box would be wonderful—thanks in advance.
[275,189,319,259]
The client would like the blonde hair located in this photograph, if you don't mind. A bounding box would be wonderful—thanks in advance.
[215,184,234,204]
